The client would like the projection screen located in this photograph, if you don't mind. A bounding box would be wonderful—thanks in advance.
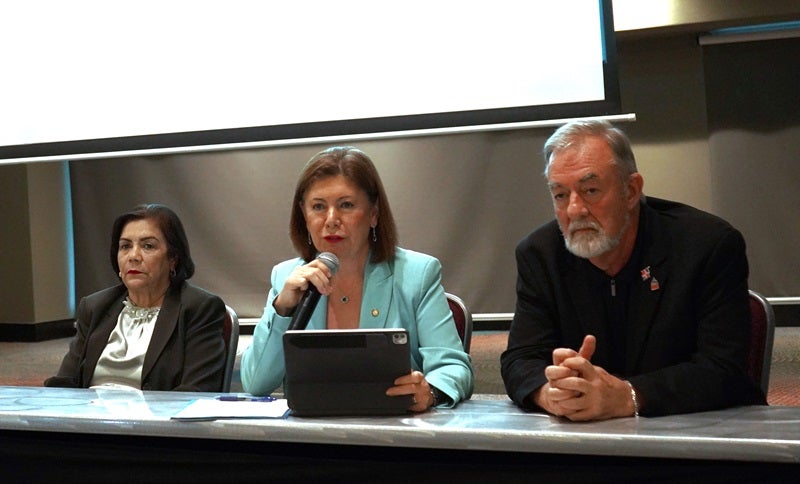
[1,0,618,163]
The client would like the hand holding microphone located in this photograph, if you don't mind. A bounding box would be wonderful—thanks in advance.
[286,252,340,331]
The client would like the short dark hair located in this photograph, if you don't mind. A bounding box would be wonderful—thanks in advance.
[110,203,195,286]
[290,146,398,263]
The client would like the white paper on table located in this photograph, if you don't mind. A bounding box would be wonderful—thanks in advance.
[171,398,290,421]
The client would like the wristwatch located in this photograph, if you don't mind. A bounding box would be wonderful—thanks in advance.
[429,386,446,407]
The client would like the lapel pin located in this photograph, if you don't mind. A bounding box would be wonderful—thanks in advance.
[650,277,660,291]
[640,266,651,281]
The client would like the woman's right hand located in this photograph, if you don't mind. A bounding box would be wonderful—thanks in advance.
[272,259,335,316]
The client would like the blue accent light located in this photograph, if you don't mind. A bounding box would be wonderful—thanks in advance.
[710,21,800,36]
[599,0,608,62]
[62,162,76,313]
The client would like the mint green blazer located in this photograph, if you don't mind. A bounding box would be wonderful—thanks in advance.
[241,247,474,406]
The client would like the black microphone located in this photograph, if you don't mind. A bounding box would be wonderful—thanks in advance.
[287,252,340,331]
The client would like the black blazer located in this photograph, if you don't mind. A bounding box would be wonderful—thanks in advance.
[45,281,226,392]
[501,197,765,416]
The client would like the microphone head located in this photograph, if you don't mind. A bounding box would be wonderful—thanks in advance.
[317,252,340,275]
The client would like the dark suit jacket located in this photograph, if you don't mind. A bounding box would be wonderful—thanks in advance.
[45,281,226,392]
[501,197,765,416]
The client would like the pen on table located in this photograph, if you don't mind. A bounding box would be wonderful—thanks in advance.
[216,395,276,402]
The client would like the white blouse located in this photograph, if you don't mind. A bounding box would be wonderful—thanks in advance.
[91,299,160,389]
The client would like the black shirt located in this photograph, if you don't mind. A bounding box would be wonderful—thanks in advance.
[575,212,645,375]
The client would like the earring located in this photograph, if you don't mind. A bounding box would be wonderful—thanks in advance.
[170,268,177,278]
[371,226,377,242]
[308,232,312,245]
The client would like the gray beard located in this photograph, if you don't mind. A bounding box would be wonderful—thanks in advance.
[563,212,630,259]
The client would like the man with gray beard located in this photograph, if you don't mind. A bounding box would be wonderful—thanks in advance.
[501,120,765,420]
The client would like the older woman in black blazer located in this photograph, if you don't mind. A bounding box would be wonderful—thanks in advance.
[46,204,226,391]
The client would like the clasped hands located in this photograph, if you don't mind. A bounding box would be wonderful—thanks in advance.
[533,335,636,421]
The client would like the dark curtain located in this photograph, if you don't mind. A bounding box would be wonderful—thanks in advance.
[69,131,555,317]
[704,37,800,296]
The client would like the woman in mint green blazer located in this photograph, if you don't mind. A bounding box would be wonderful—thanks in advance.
[241,147,473,410]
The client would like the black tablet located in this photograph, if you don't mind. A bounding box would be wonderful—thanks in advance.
[283,328,413,416]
